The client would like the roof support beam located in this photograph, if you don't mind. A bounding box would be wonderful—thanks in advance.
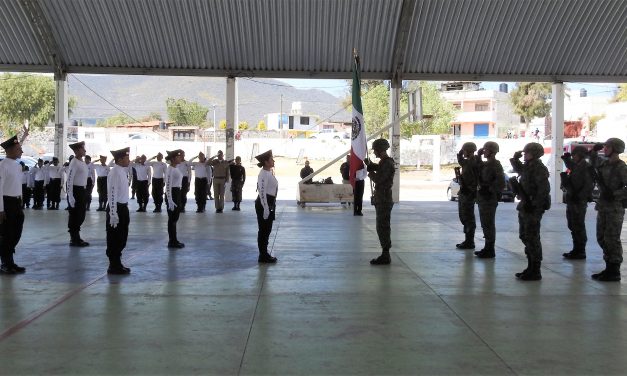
[390,0,418,81]
[19,0,66,78]
[550,83,565,204]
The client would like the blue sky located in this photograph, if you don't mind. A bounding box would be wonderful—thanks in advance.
[275,79,618,98]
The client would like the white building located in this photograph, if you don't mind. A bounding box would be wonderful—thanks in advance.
[264,102,319,132]
[440,82,520,138]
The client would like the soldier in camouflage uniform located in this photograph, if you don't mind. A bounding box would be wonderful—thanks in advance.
[365,138,395,265]
[561,146,594,260]
[510,142,550,281]
[590,138,626,282]
[455,142,479,249]
[475,141,505,259]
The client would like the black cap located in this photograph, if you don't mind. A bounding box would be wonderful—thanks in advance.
[111,147,130,160]
[255,150,272,167]
[165,149,183,161]
[69,141,85,151]
[0,135,19,150]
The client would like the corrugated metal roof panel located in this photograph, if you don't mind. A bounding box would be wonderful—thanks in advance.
[0,0,625,81]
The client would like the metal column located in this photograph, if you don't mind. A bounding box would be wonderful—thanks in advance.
[225,77,238,161]
[54,73,68,161]
[550,83,564,203]
[389,77,401,203]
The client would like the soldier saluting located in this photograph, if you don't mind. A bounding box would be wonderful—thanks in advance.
[455,142,479,250]
[560,146,594,260]
[365,139,395,265]
[67,141,90,247]
[510,143,550,281]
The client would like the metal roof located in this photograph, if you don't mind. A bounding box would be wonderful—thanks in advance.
[0,0,625,82]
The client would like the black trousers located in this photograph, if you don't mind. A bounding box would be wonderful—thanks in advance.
[354,179,365,214]
[48,178,61,204]
[136,180,149,207]
[194,177,208,210]
[96,177,108,206]
[0,197,24,265]
[22,184,32,207]
[181,177,189,209]
[166,187,181,243]
[86,177,94,207]
[68,186,87,239]
[33,180,45,207]
[106,203,129,264]
[152,178,164,207]
[255,195,276,255]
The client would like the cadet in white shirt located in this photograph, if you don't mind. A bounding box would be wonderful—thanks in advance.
[31,158,46,209]
[255,150,278,263]
[85,155,96,210]
[176,151,191,212]
[67,141,90,247]
[94,155,111,211]
[106,147,132,275]
[189,152,210,213]
[165,150,185,248]
[147,152,167,212]
[131,155,151,212]
[0,135,28,274]
[45,157,63,210]
[21,162,33,209]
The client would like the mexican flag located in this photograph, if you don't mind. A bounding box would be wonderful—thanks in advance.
[349,53,366,187]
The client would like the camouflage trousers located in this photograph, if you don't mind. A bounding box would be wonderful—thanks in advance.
[458,193,476,238]
[518,210,544,261]
[375,203,394,250]
[596,207,624,264]
[478,201,498,245]
[566,202,588,252]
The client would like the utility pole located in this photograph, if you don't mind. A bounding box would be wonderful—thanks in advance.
[212,104,216,144]
[280,94,283,130]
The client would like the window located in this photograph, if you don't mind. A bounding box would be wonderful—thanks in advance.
[475,103,489,111]
[289,116,294,129]
[452,103,461,109]
[85,132,94,139]
[301,116,309,125]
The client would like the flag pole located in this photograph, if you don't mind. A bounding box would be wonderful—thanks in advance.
[353,49,375,201]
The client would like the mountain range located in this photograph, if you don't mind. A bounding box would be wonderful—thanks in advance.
[67,75,351,126]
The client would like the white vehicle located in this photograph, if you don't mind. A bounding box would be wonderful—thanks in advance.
[309,129,347,141]
[129,133,158,141]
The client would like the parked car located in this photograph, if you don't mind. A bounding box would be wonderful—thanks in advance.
[0,155,38,169]
[447,173,515,202]
[309,129,346,141]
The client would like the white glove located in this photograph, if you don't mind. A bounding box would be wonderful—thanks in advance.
[168,199,176,210]
[109,213,119,229]
[263,208,270,220]
[68,197,75,208]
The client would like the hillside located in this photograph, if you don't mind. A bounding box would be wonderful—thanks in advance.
[68,75,350,126]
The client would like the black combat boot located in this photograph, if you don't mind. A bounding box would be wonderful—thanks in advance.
[591,262,609,280]
[0,256,16,275]
[153,204,161,213]
[595,263,621,282]
[370,248,391,265]
[515,258,532,278]
[258,252,278,263]
[563,250,586,260]
[475,242,495,258]
[519,261,542,281]
[8,254,26,273]
[69,232,90,247]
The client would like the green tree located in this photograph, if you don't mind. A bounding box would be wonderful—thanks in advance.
[140,112,162,122]
[219,119,227,130]
[612,83,627,102]
[238,121,249,130]
[257,120,267,131]
[0,73,75,136]
[166,98,209,126]
[96,113,134,127]
[510,82,552,130]
[342,80,456,138]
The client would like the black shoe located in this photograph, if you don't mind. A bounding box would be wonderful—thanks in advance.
[0,264,16,275]
[475,249,495,259]
[518,261,542,281]
[180,208,186,213]
[196,209,204,213]
[563,251,586,260]
[153,208,161,213]
[216,209,223,213]
[69,240,90,247]
[209,197,214,200]
[168,242,185,249]
[594,263,621,282]
[354,212,363,216]
[235,207,241,211]
[107,265,130,275]
[96,208,105,212]
[232,207,237,211]
[456,241,475,249]
[258,254,278,263]
[11,264,26,273]
[370,255,391,265]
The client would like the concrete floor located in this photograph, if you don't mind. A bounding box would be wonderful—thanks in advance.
[1,199,626,375]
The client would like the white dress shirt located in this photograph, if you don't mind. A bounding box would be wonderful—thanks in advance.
[166,165,183,209]
[66,158,88,207]
[132,163,151,182]
[192,162,208,179]
[0,158,24,211]
[148,161,167,179]
[107,164,130,222]
[87,163,96,181]
[257,169,278,218]
[95,163,110,177]
[177,161,190,178]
